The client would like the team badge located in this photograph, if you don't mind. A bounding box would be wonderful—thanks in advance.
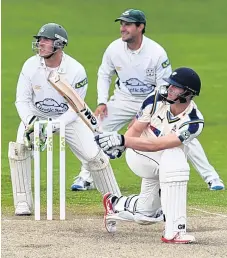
[146,68,154,77]
[122,10,130,15]
[39,27,45,33]
[180,130,191,140]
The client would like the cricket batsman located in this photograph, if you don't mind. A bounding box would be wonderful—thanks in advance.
[96,67,204,243]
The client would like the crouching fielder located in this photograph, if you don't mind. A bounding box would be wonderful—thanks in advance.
[8,22,120,216]
[95,67,204,243]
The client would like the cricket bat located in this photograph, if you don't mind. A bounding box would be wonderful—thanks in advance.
[48,71,101,133]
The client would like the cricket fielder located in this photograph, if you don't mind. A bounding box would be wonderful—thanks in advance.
[72,9,224,191]
[8,23,120,216]
[95,67,204,243]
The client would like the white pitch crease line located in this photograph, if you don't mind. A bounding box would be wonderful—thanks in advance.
[189,207,227,217]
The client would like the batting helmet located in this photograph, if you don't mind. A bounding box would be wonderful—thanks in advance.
[164,67,201,96]
[34,23,68,48]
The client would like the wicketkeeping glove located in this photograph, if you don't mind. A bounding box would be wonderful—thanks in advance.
[23,116,39,150]
[23,116,48,152]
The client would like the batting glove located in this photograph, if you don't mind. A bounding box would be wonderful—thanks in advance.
[105,146,125,159]
[94,131,125,151]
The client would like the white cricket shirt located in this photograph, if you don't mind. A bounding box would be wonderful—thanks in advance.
[97,35,172,104]
[15,53,88,125]
[136,91,204,145]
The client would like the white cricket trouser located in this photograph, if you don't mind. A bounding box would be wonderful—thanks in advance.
[17,117,100,163]
[79,93,221,183]
[124,148,162,216]
[12,116,121,211]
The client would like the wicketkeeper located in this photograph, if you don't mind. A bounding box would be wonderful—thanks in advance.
[8,23,121,216]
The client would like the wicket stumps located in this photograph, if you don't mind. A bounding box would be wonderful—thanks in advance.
[34,120,66,220]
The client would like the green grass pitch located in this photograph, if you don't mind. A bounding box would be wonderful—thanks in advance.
[2,0,227,216]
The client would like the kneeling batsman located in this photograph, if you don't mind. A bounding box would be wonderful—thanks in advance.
[95,67,204,244]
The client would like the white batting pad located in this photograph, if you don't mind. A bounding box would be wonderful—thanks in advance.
[159,148,190,183]
[159,148,190,239]
[85,150,121,196]
[161,181,187,240]
[8,142,33,210]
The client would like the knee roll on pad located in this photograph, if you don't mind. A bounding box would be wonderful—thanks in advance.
[85,149,121,196]
[159,148,190,183]
[86,149,109,171]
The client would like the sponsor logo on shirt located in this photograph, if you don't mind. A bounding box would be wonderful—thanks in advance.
[123,78,155,96]
[75,78,88,88]
[162,59,170,68]
[171,124,177,132]
[35,98,68,114]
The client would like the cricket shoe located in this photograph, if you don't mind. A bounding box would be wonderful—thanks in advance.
[208,178,225,191]
[103,192,118,233]
[161,232,196,244]
[71,176,95,191]
[15,202,32,216]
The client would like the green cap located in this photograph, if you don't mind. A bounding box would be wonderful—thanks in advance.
[115,9,146,24]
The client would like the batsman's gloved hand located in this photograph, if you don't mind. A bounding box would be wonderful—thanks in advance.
[105,146,125,159]
[24,116,39,150]
[94,131,126,159]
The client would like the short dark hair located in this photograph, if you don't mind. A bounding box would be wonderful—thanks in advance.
[135,22,146,34]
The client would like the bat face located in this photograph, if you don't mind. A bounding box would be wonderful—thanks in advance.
[48,71,100,133]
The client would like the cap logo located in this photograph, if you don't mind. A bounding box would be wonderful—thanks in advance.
[122,10,130,16]
[172,72,177,76]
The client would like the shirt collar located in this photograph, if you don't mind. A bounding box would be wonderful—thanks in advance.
[125,35,145,54]
[38,52,67,73]
[168,101,194,120]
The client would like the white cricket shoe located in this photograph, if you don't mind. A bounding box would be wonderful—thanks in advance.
[15,202,32,216]
[103,192,118,233]
[208,178,225,190]
[161,232,196,244]
[71,176,95,191]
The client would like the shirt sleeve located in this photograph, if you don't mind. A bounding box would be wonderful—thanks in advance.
[56,66,88,125]
[15,63,35,124]
[176,120,204,144]
[136,92,158,123]
[155,49,172,88]
[97,45,116,104]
